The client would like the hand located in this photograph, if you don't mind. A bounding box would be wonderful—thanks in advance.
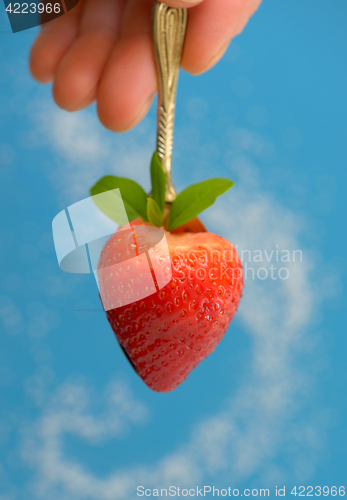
[30,0,262,132]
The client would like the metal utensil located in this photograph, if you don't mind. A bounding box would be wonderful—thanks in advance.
[152,2,187,203]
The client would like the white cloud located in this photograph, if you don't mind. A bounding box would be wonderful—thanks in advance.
[32,103,153,203]
[18,108,338,499]
[22,379,149,500]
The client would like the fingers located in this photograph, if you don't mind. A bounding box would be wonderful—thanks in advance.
[30,0,263,134]
[182,0,262,74]
[52,0,125,111]
[97,0,156,132]
[29,3,83,83]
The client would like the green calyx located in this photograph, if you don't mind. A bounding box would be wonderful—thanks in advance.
[90,152,234,231]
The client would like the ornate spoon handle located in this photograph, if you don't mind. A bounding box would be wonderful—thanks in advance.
[152,2,187,203]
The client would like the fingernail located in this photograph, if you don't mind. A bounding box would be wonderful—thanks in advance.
[66,88,96,112]
[122,92,156,132]
[174,0,202,5]
[191,41,230,75]
[164,0,200,5]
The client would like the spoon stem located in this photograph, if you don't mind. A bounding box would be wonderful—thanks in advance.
[152,2,187,203]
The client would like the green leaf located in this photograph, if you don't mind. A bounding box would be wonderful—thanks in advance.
[90,176,148,223]
[147,197,164,227]
[150,152,166,214]
[168,178,234,231]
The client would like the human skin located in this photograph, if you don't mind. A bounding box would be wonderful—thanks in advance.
[30,0,262,133]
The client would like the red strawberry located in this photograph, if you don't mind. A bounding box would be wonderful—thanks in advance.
[91,152,243,392]
[97,217,243,392]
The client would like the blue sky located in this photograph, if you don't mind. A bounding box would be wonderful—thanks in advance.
[0,0,346,498]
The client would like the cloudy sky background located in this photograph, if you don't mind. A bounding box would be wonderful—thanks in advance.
[0,0,346,498]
